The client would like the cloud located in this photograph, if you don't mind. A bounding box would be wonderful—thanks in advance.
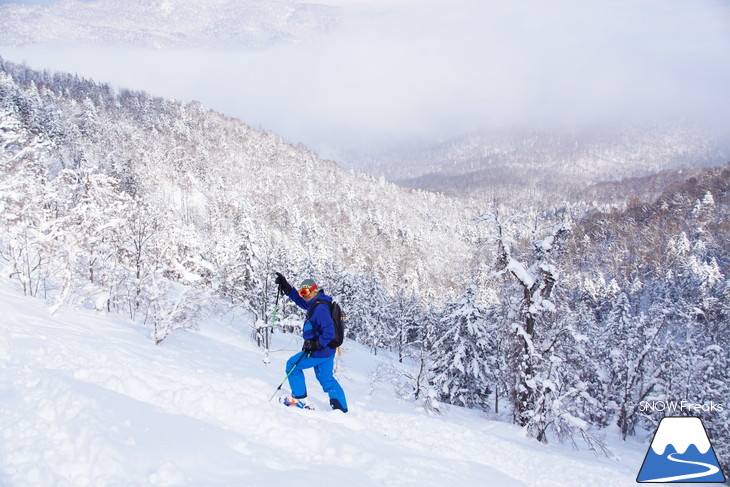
[3,0,730,155]
[233,0,730,145]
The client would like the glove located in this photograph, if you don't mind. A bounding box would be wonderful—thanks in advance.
[275,272,292,294]
[302,339,323,352]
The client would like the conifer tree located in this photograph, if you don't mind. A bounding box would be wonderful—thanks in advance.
[431,284,494,411]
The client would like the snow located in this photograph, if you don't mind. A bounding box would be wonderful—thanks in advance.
[0,279,657,486]
[540,235,555,252]
[507,257,535,289]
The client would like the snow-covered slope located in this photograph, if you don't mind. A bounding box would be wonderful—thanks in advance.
[0,279,654,486]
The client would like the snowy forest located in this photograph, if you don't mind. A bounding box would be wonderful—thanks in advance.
[1,58,728,469]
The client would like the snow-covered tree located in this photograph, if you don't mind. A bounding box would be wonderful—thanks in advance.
[430,284,496,411]
[599,292,668,440]
[484,204,571,434]
[0,91,55,296]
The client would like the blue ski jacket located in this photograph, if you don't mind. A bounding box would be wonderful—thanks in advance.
[286,289,337,358]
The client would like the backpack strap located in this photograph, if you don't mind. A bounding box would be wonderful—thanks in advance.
[305,299,329,320]
[305,300,330,337]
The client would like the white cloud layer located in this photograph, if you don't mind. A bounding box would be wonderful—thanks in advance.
[3,0,730,154]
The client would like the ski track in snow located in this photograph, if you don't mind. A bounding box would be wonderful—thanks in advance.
[0,283,656,486]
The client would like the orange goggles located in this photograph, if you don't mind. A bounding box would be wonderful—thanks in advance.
[298,285,318,298]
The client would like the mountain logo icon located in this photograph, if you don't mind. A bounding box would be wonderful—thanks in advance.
[637,417,726,483]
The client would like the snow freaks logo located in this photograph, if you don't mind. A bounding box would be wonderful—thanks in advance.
[636,417,726,483]
[639,400,724,413]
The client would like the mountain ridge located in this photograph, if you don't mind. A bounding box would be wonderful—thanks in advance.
[352,125,730,200]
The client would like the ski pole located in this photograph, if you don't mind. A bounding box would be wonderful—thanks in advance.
[264,286,283,364]
[271,287,282,330]
[268,351,309,402]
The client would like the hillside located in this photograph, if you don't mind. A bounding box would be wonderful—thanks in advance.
[0,279,651,486]
[343,124,730,201]
[0,57,474,306]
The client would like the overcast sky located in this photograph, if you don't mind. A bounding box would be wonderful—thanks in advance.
[3,0,730,159]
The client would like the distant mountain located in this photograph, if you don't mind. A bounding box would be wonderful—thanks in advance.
[0,0,339,48]
[578,165,720,205]
[337,123,730,201]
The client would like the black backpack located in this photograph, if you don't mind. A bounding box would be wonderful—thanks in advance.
[306,300,345,348]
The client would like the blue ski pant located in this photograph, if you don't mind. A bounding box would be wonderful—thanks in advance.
[286,351,348,411]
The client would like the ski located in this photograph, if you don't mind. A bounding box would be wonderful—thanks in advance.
[279,395,315,410]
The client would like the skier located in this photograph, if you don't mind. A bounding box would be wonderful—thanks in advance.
[275,272,348,412]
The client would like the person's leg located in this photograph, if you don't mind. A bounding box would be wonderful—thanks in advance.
[286,352,313,398]
[314,356,348,412]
